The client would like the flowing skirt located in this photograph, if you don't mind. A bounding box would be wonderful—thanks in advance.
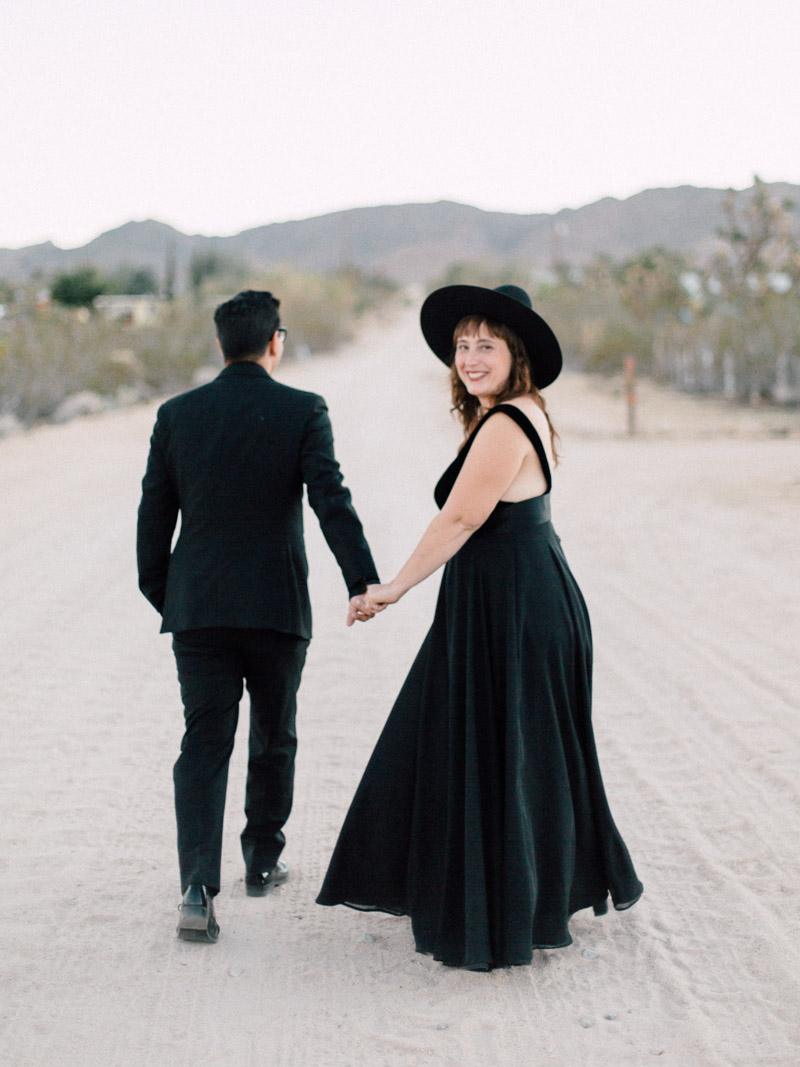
[317,505,642,970]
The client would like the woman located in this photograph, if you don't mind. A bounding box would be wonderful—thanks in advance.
[317,284,643,970]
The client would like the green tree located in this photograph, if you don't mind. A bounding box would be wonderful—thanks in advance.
[50,267,106,308]
[188,251,249,299]
[189,252,231,291]
[106,266,159,295]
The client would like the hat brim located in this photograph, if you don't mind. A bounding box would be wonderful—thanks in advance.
[420,284,562,389]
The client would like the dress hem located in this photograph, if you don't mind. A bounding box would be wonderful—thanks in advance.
[316,889,643,971]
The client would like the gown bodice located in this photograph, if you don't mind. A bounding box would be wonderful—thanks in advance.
[434,403,552,531]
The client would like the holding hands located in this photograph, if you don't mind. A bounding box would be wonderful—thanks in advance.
[346,581,404,627]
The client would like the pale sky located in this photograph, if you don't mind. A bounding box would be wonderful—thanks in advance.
[1,0,798,250]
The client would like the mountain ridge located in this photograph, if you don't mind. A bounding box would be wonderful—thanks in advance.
[1,183,798,286]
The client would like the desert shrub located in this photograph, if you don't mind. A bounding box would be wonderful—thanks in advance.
[584,320,652,374]
[131,302,215,392]
[249,267,398,356]
[0,305,122,420]
[0,267,398,425]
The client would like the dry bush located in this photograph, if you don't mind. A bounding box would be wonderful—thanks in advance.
[0,268,398,426]
[248,267,397,357]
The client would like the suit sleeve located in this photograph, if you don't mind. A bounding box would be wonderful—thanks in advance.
[136,410,179,613]
[300,396,379,597]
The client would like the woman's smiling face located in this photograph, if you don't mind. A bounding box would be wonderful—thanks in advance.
[454,322,513,406]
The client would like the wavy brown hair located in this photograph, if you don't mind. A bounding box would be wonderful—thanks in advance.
[450,316,560,464]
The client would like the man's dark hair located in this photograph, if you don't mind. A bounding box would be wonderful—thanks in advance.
[214,290,281,362]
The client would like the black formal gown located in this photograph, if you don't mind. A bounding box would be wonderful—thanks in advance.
[317,404,643,970]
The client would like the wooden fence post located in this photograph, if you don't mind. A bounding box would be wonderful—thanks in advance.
[624,354,637,436]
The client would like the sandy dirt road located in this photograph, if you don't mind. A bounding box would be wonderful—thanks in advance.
[1,304,799,1066]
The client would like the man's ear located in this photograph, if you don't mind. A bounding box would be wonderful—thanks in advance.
[216,338,225,360]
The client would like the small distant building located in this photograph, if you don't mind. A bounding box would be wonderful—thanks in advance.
[93,294,161,324]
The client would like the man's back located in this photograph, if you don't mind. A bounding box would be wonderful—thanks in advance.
[137,360,376,638]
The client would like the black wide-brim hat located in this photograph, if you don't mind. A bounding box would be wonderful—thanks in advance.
[420,283,562,389]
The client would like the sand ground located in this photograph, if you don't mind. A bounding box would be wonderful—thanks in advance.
[1,303,799,1066]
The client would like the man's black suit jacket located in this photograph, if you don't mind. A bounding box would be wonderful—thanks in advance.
[136,360,378,639]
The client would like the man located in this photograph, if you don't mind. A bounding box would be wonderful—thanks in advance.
[137,289,378,942]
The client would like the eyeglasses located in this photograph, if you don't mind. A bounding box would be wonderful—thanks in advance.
[276,327,287,343]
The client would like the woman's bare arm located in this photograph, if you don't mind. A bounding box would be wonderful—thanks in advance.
[366,414,532,609]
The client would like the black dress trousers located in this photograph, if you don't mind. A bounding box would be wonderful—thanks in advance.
[172,627,308,895]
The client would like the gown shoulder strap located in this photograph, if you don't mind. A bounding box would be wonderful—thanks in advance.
[485,403,552,493]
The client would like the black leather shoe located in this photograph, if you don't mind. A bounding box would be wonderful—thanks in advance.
[245,860,290,896]
[176,884,220,942]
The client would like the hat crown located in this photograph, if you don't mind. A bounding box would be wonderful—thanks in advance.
[493,284,532,309]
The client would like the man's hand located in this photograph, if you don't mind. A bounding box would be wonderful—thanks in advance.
[346,581,402,626]
[347,594,377,627]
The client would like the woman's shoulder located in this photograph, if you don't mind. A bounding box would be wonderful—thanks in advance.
[467,399,540,457]
[493,396,550,435]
